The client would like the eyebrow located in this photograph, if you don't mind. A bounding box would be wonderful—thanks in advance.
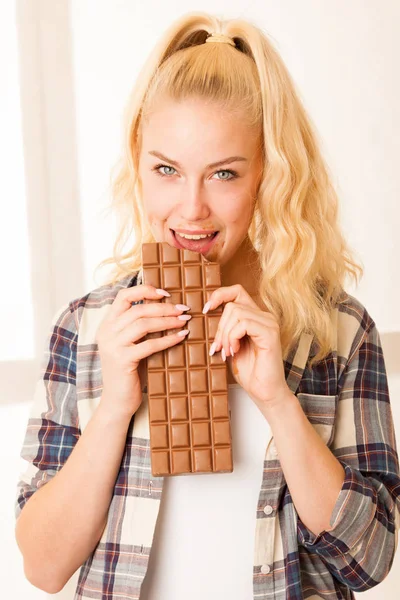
[148,150,248,170]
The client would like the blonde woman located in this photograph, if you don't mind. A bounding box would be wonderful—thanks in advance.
[15,11,399,600]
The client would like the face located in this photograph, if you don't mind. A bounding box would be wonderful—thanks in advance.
[138,96,263,266]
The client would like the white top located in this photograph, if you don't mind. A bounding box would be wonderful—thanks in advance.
[139,383,271,600]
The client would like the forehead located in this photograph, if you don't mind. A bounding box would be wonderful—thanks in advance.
[140,96,260,155]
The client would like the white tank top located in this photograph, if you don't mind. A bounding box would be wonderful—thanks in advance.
[139,383,271,600]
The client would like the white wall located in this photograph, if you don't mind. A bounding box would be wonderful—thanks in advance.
[3,1,400,598]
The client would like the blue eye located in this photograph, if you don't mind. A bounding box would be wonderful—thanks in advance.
[154,165,176,177]
[152,164,238,181]
[215,170,237,180]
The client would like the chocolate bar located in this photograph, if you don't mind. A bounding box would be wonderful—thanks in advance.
[141,242,233,476]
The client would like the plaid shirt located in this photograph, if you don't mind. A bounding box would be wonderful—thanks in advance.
[15,272,400,599]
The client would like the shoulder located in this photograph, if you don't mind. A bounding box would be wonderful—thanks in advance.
[305,291,379,392]
[334,291,376,362]
[63,272,139,335]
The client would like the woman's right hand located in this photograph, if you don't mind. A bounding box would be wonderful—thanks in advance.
[96,284,191,418]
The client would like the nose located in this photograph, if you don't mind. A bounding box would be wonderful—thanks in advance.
[178,183,211,221]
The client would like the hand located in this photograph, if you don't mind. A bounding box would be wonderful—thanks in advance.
[96,284,191,417]
[204,284,291,408]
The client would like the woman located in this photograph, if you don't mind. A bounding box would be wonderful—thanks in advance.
[15,11,399,600]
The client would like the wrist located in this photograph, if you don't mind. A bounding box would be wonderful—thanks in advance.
[256,388,299,424]
[96,399,136,426]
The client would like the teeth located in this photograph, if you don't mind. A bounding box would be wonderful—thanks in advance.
[176,232,215,240]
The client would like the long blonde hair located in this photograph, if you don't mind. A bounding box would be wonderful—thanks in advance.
[95,11,363,367]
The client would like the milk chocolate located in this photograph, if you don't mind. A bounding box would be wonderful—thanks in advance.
[142,242,233,476]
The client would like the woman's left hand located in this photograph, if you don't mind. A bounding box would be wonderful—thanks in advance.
[203,284,292,408]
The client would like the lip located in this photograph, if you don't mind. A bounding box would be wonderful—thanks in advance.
[170,228,219,254]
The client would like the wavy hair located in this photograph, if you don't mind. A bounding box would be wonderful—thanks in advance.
[95,11,363,368]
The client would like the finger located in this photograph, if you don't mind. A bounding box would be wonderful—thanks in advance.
[216,305,268,356]
[209,301,237,357]
[120,314,191,346]
[109,285,171,319]
[127,329,189,362]
[203,284,257,314]
[226,317,279,359]
[116,300,190,332]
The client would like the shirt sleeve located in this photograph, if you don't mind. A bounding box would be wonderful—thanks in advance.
[297,321,400,592]
[14,302,81,520]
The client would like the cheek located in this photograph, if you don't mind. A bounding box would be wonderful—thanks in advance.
[141,199,166,240]
[142,192,170,223]
[141,172,162,211]
[220,193,254,225]
[141,174,179,219]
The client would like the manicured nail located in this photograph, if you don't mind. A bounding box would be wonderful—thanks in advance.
[230,346,234,357]
[156,288,171,297]
[175,304,190,311]
[209,341,217,356]
[177,329,189,336]
[202,301,211,314]
[177,314,192,321]
[221,348,226,362]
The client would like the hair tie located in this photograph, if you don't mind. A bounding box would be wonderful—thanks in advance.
[205,33,236,47]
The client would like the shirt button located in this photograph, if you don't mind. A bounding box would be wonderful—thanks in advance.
[263,504,273,515]
[261,564,271,574]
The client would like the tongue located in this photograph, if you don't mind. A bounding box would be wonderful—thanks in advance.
[175,233,215,252]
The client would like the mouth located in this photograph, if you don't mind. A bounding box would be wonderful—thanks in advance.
[170,229,219,254]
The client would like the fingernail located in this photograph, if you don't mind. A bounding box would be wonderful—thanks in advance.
[209,341,217,356]
[221,348,226,362]
[177,329,189,336]
[202,301,211,314]
[175,304,190,311]
[177,314,192,321]
[230,346,234,357]
[156,289,171,297]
